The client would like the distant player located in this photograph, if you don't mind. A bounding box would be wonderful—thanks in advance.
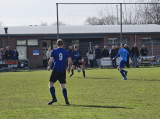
[113,43,133,80]
[69,45,85,78]
[47,39,71,105]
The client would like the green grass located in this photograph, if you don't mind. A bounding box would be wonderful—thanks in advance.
[0,67,160,119]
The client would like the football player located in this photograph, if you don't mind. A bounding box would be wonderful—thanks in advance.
[70,45,85,78]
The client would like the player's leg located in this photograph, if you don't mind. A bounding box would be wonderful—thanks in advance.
[60,84,69,105]
[70,65,75,77]
[119,61,127,80]
[48,72,58,105]
[81,65,85,78]
[48,81,57,105]
[59,72,69,105]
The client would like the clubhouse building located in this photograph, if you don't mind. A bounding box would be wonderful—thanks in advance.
[0,25,160,68]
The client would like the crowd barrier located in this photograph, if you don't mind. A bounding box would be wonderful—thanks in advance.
[0,59,29,71]
[101,56,160,66]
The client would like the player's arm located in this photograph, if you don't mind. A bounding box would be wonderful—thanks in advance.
[128,52,132,60]
[127,51,134,63]
[113,51,120,60]
[79,51,82,62]
[67,58,71,74]
[47,57,53,71]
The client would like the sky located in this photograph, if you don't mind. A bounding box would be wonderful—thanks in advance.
[0,0,142,26]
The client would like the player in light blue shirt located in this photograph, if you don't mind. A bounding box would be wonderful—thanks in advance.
[47,39,71,105]
[113,43,133,80]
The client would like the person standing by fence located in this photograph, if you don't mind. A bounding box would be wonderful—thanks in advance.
[0,49,2,60]
[102,46,109,57]
[94,45,102,68]
[46,47,52,67]
[68,46,73,59]
[87,49,94,68]
[110,45,117,68]
[124,44,131,68]
[1,48,5,60]
[140,45,148,56]
[13,48,19,60]
[131,44,139,67]
[5,46,13,60]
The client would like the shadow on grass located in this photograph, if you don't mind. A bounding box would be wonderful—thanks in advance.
[77,77,111,80]
[62,104,133,109]
[144,79,160,81]
[130,79,160,81]
[0,70,33,73]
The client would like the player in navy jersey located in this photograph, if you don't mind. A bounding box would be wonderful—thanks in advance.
[69,45,85,78]
[47,39,71,105]
[113,43,133,80]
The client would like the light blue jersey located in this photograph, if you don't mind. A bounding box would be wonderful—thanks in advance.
[114,48,132,61]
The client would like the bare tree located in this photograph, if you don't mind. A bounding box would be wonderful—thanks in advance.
[85,0,160,25]
[85,17,100,25]
[51,21,65,26]
[136,1,160,24]
[39,20,48,26]
[85,16,117,25]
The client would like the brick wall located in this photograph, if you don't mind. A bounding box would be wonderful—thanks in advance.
[0,36,43,68]
[104,34,160,56]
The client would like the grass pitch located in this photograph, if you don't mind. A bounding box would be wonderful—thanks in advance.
[0,67,160,119]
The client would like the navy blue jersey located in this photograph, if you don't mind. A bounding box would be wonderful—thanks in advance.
[51,48,70,72]
[72,50,82,62]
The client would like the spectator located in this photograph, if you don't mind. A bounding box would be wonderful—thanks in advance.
[5,46,13,60]
[86,49,94,68]
[131,44,139,67]
[0,49,2,60]
[68,46,73,59]
[46,47,52,67]
[1,48,5,60]
[102,46,109,57]
[110,45,117,68]
[140,45,148,56]
[115,45,119,54]
[124,44,131,68]
[13,48,19,60]
[94,45,102,68]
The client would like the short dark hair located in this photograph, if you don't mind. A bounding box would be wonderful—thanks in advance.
[74,44,78,49]
[57,39,63,46]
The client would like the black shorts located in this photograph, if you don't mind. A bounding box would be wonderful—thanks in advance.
[72,61,82,67]
[50,71,66,84]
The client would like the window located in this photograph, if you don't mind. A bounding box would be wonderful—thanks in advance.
[53,41,57,49]
[16,46,27,59]
[17,40,26,45]
[141,37,151,45]
[72,40,79,48]
[108,38,119,45]
[153,38,160,44]
[122,38,129,44]
[108,37,129,45]
[27,39,38,46]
